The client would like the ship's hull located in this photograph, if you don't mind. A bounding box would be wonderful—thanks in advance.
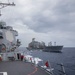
[43,46,63,52]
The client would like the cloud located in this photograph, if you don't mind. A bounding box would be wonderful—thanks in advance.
[0,0,75,47]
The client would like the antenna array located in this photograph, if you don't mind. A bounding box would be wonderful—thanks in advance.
[0,1,15,16]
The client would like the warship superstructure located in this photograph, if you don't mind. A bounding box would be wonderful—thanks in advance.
[0,1,21,61]
[28,38,45,50]
[0,21,21,60]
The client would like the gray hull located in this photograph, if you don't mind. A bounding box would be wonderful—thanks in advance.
[43,46,63,52]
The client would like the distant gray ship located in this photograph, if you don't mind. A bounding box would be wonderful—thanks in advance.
[43,42,63,52]
[28,38,45,50]
[28,38,63,52]
[43,45,63,52]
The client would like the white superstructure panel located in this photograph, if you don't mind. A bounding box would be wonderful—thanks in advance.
[5,31,14,42]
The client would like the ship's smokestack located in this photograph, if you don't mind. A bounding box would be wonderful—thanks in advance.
[32,38,35,42]
[54,42,56,46]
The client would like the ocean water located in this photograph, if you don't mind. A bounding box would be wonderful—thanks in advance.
[18,47,75,75]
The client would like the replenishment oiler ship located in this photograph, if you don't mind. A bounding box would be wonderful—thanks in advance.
[44,45,63,52]
[43,42,63,52]
[28,38,63,52]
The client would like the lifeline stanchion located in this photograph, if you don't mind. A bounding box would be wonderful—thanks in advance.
[48,60,54,75]
[57,63,66,75]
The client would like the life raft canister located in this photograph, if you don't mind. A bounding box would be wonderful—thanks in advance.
[0,55,2,61]
[1,44,6,52]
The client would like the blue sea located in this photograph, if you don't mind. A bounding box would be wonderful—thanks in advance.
[18,47,75,75]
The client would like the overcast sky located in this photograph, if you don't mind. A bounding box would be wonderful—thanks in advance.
[0,0,75,47]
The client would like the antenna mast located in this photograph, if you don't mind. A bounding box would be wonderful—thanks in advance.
[0,1,15,16]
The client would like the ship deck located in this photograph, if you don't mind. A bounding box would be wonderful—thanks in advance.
[0,61,50,75]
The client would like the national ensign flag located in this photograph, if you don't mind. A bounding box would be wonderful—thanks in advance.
[45,61,49,67]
